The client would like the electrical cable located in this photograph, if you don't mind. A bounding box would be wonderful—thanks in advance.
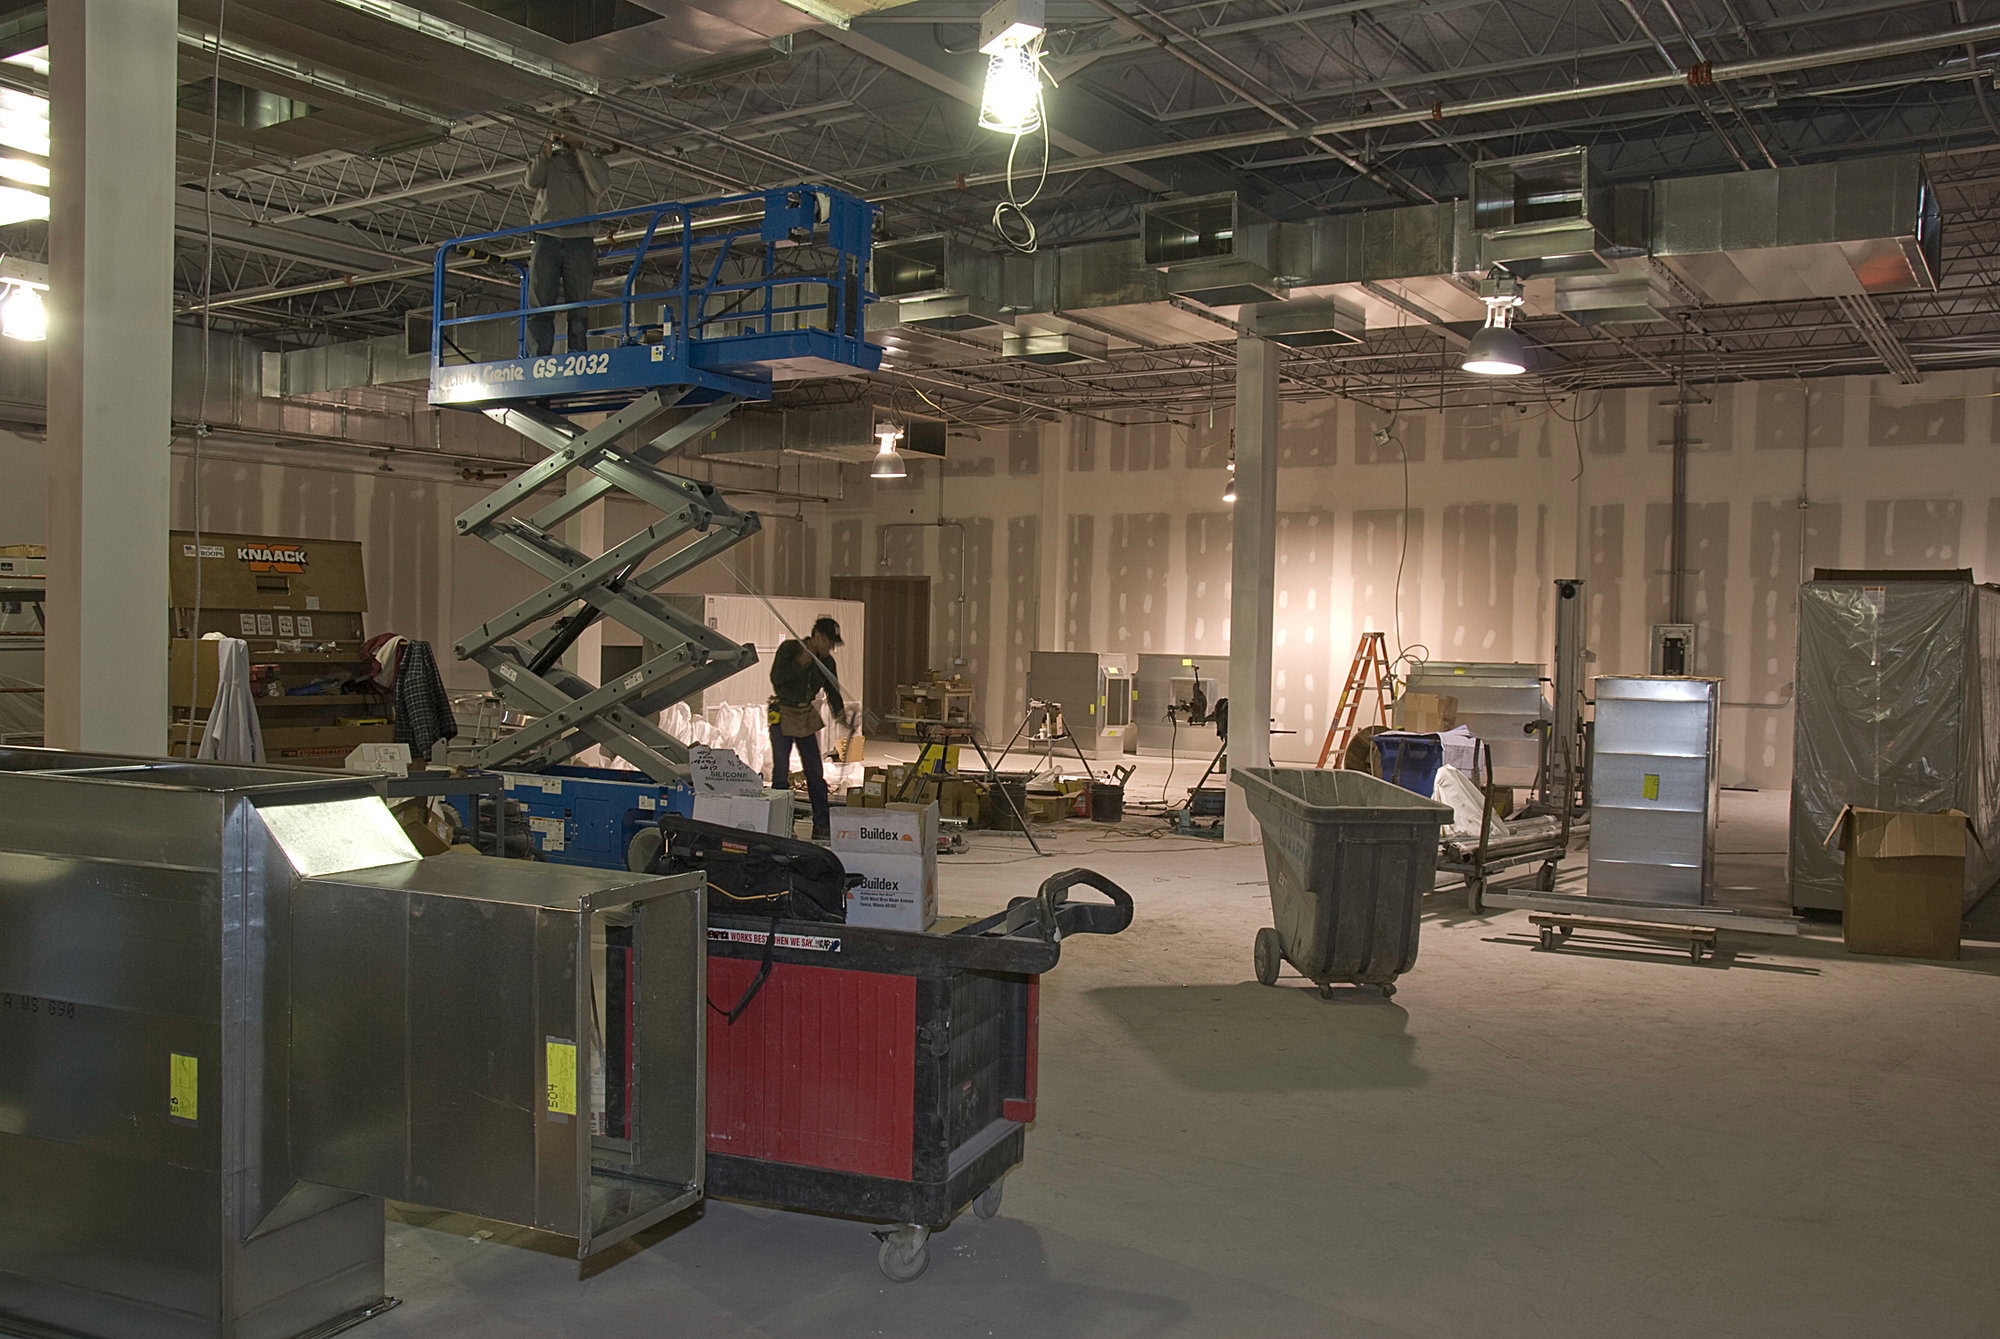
[992,79,1050,254]
[182,0,229,754]
[1161,710,1177,806]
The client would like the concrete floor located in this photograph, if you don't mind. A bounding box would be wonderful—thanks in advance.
[369,771,2000,1338]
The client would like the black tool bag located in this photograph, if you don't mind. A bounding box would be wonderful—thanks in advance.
[644,814,855,923]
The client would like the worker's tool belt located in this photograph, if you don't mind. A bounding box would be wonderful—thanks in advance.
[772,700,822,738]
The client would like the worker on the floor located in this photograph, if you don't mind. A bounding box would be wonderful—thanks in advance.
[770,616,847,840]
[523,114,609,357]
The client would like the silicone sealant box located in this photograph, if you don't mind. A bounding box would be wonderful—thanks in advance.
[830,801,939,857]
[839,850,938,931]
[693,789,794,835]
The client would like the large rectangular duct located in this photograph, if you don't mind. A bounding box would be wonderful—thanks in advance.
[1274,201,1487,326]
[874,234,1014,332]
[1651,154,1940,303]
[1140,193,1285,309]
[0,749,708,1338]
[1042,238,1233,346]
[1469,147,1648,278]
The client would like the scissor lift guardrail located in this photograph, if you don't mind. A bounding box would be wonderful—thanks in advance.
[430,186,881,780]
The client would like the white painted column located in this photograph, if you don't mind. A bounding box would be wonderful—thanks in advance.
[1225,336,1279,840]
[45,0,177,753]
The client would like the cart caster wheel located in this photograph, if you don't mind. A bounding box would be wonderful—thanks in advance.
[1317,983,1334,1000]
[1539,927,1556,950]
[1253,927,1281,987]
[1379,983,1396,999]
[876,1226,930,1283]
[973,1181,1003,1221]
[1537,861,1559,892]
[1689,944,1704,965]
[1466,879,1485,914]
[1559,926,1573,940]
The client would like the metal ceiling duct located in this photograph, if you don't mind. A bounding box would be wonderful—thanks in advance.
[1242,297,1366,347]
[1469,147,1650,279]
[1042,237,1235,346]
[697,399,946,463]
[1553,262,1679,327]
[874,233,1015,332]
[1141,193,1286,309]
[1651,154,1940,303]
[1002,328,1110,365]
[1274,200,1487,326]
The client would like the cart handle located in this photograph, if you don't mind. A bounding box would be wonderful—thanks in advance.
[996,867,1135,942]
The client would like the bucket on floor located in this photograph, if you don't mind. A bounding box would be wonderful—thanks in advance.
[988,778,1031,830]
[1089,781,1125,823]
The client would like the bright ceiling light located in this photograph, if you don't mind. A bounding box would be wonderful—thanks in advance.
[978,0,1045,135]
[871,423,907,480]
[2,286,45,342]
[1462,272,1530,377]
[1222,467,1237,504]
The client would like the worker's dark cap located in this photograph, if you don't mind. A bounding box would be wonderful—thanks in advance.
[812,616,843,646]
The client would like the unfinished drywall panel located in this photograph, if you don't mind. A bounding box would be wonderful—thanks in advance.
[1184,416,1230,471]
[1869,381,1967,447]
[764,515,816,597]
[879,522,925,576]
[938,518,993,721]
[1272,510,1335,754]
[1354,410,1425,465]
[1440,503,1519,657]
[1443,402,1521,461]
[1007,424,1041,476]
[1065,514,1095,650]
[1350,507,1423,661]
[1864,499,1962,567]
[1006,515,1040,721]
[1113,421,1173,471]
[1579,387,1629,456]
[1276,400,1336,467]
[830,518,864,577]
[1643,501,1730,677]
[1585,503,1628,674]
[1108,513,1171,656]
[1743,498,1842,778]
[1184,511,1231,655]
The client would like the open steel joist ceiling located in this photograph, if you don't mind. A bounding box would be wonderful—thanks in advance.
[6,0,2000,422]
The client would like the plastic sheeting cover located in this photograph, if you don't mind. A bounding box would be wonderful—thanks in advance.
[1789,579,2000,911]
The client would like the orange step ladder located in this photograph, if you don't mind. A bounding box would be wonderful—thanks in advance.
[1316,632,1396,767]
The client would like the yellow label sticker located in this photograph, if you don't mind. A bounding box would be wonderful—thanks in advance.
[1182,658,1194,666]
[1452,667,1466,674]
[545,1039,577,1117]
[1642,773,1660,801]
[170,1052,198,1123]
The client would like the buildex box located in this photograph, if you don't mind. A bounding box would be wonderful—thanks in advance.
[1829,806,1972,960]
[693,789,794,836]
[832,802,939,930]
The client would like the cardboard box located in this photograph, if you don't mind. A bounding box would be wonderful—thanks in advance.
[840,850,938,931]
[939,778,983,823]
[694,790,793,836]
[1829,806,1970,960]
[1395,692,1458,733]
[391,797,454,857]
[831,800,939,857]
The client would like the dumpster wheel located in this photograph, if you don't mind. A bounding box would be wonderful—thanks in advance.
[876,1225,930,1283]
[1253,927,1281,986]
[974,1180,1004,1221]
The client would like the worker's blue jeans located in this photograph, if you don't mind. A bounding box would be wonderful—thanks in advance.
[528,234,594,356]
[771,728,830,836]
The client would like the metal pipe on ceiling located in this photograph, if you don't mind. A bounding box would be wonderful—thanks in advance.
[867,19,2000,200]
[175,25,454,130]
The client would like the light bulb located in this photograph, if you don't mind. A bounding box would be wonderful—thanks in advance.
[979,44,1043,135]
[1461,300,1530,376]
[871,443,907,479]
[1222,469,1237,503]
[1,284,44,341]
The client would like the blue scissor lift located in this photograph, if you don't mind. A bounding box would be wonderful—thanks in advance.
[429,185,881,785]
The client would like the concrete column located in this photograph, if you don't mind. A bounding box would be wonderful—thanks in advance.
[46,0,177,753]
[1225,336,1279,840]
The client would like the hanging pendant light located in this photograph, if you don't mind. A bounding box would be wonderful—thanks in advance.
[1462,271,1530,377]
[871,423,907,480]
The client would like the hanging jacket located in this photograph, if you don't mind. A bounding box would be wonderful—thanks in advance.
[392,640,458,762]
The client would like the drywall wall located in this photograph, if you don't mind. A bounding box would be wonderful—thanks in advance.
[826,366,2000,792]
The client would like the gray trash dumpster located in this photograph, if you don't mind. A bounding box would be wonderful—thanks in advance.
[1236,766,1451,998]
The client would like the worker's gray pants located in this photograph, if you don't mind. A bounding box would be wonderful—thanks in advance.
[528,235,594,356]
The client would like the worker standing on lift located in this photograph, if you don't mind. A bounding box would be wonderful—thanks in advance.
[522,114,609,358]
[770,616,847,841]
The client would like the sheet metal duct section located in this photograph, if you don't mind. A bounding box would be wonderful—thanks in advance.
[1650,154,1940,303]
[1470,147,1648,278]
[1242,296,1367,347]
[1141,193,1286,309]
[1002,328,1110,365]
[1554,261,1680,327]
[1274,200,1487,326]
[694,399,946,462]
[874,234,1015,332]
[1038,237,1234,346]
[0,749,708,1339]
